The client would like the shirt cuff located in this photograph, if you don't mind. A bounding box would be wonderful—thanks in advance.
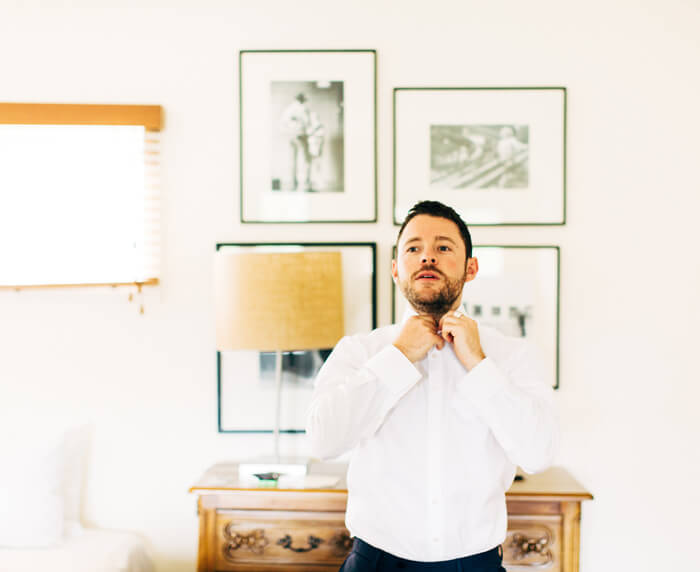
[365,344,422,397]
[456,356,511,403]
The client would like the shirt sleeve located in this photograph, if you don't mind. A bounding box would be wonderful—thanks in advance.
[455,342,560,474]
[305,335,422,460]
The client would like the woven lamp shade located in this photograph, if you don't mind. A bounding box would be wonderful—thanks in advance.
[215,250,344,352]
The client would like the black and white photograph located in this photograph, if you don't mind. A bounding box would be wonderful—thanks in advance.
[270,81,344,193]
[240,50,376,222]
[258,348,333,383]
[217,242,376,432]
[430,124,529,189]
[394,87,566,225]
[392,245,560,388]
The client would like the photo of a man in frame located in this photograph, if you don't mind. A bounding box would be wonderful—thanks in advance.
[271,81,344,193]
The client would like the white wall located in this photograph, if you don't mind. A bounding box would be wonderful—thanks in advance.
[1,1,699,570]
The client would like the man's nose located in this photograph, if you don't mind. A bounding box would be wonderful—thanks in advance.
[421,252,437,264]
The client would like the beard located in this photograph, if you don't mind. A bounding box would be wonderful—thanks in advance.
[398,267,466,319]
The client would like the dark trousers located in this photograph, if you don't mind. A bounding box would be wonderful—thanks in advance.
[339,538,506,572]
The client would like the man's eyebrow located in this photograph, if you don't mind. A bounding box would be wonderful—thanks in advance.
[403,235,458,245]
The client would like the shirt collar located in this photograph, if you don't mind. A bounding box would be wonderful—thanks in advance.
[400,306,419,325]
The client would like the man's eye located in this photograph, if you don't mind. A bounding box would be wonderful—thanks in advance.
[407,246,418,253]
[438,246,450,251]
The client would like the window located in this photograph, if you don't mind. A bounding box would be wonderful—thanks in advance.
[0,103,162,288]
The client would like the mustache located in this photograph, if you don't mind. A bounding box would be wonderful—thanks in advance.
[412,266,444,279]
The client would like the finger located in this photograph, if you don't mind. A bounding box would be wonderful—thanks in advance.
[442,315,473,335]
[439,315,460,329]
[440,323,457,344]
[440,318,458,334]
[430,334,445,350]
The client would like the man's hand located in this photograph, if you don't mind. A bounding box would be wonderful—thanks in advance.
[439,311,486,371]
[393,316,445,363]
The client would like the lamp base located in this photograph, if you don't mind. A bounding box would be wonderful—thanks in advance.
[238,456,310,479]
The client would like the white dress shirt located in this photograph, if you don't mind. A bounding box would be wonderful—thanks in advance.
[305,310,559,562]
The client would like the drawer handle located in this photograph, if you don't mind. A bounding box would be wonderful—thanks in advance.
[277,534,323,553]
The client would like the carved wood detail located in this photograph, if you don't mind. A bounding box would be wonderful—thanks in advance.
[329,531,353,557]
[222,524,269,559]
[506,528,554,566]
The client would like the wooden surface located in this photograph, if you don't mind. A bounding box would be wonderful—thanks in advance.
[0,278,159,291]
[507,467,593,500]
[0,103,163,130]
[191,463,592,572]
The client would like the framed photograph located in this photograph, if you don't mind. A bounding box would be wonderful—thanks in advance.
[392,245,560,388]
[217,242,376,433]
[394,87,566,226]
[240,50,376,223]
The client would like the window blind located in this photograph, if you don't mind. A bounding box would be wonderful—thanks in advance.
[0,103,162,288]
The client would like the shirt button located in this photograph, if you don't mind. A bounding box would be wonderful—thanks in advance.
[432,537,439,542]
[431,498,438,505]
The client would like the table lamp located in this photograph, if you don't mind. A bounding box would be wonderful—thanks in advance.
[214,249,344,478]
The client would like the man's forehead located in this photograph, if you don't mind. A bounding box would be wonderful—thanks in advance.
[399,215,462,246]
[403,234,458,245]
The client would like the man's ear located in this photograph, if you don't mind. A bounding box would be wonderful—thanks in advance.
[464,257,479,283]
[391,259,398,283]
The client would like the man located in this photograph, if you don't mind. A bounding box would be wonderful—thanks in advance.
[306,200,558,572]
[279,92,312,191]
[306,110,325,191]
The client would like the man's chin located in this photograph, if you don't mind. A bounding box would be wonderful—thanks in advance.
[409,290,441,303]
[411,281,442,294]
[407,295,448,315]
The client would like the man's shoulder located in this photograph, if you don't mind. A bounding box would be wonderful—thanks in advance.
[338,324,401,355]
[349,323,401,343]
[477,322,530,362]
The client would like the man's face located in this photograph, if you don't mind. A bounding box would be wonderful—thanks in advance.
[392,214,478,318]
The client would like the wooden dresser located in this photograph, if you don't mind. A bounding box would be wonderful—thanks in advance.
[190,463,592,572]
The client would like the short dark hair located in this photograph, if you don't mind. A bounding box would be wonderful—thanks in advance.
[396,200,473,259]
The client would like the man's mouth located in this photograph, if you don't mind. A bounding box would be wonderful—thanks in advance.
[414,271,442,281]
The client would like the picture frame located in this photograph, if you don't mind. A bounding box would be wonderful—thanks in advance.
[217,242,376,433]
[240,50,377,223]
[393,87,566,226]
[392,245,560,389]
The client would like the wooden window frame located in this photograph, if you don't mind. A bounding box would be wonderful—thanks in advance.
[0,102,163,290]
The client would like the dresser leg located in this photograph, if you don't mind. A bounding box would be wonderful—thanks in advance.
[197,502,216,572]
[561,502,582,572]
